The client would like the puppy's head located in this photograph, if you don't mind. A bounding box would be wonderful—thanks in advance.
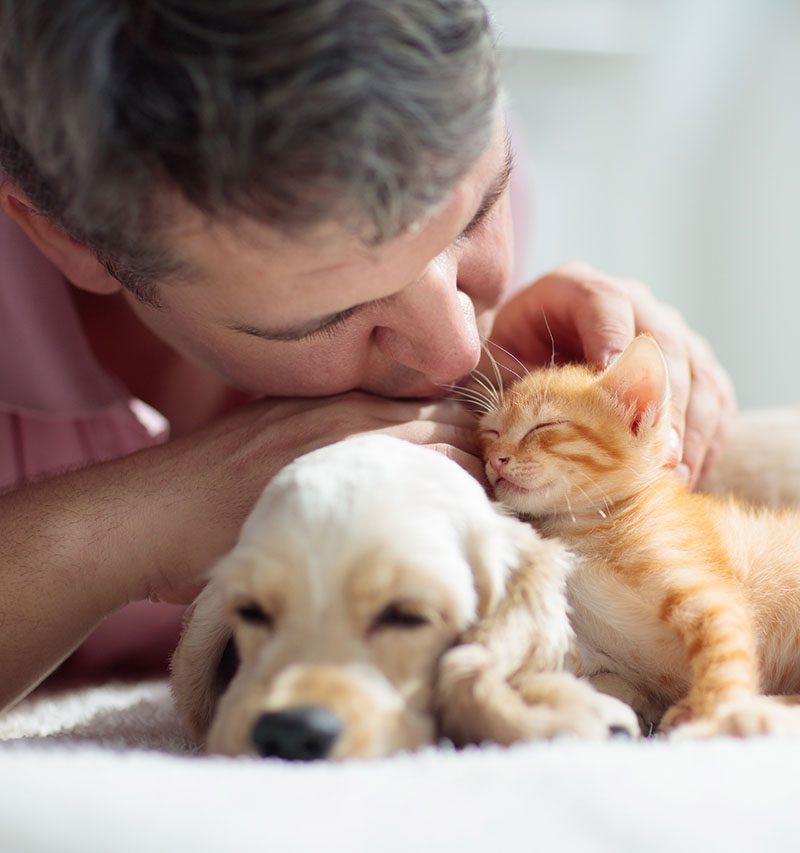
[171,435,540,760]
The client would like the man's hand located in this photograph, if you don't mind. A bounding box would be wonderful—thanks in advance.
[141,392,482,604]
[488,262,737,488]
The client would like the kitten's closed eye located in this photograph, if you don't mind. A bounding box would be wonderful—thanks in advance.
[480,429,499,439]
[523,421,566,440]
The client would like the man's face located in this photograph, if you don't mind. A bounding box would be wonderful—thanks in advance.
[125,119,514,398]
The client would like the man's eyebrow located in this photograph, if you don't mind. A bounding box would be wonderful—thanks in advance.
[228,136,515,344]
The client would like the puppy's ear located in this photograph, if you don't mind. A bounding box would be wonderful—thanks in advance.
[437,515,576,746]
[170,578,235,744]
[466,511,574,670]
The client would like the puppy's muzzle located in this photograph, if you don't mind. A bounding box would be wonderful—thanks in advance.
[252,706,343,761]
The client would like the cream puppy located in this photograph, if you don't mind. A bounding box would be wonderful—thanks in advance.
[171,435,638,760]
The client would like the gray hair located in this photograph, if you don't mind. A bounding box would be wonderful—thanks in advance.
[0,0,498,302]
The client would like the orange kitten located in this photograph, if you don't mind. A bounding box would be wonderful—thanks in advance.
[478,335,800,737]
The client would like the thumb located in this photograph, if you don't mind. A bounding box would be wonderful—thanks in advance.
[572,291,635,367]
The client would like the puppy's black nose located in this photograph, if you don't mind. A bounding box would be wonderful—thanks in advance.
[252,706,343,761]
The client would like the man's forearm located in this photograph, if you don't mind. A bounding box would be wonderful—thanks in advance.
[0,447,182,710]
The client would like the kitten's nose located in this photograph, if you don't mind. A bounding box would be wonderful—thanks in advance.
[251,706,343,761]
[489,454,510,475]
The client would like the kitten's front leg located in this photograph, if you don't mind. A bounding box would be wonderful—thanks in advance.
[657,580,762,735]
[666,695,800,739]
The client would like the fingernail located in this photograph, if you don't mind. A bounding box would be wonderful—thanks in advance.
[602,350,622,368]
[669,428,681,455]
[674,463,690,484]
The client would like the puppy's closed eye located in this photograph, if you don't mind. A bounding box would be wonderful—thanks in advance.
[371,603,431,633]
[235,602,273,629]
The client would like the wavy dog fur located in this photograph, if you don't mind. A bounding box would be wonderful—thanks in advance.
[171,435,637,760]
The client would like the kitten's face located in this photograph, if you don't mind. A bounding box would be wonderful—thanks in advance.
[478,336,673,518]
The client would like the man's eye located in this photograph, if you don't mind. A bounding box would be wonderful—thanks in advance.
[235,602,273,628]
[371,603,431,632]
[297,311,356,342]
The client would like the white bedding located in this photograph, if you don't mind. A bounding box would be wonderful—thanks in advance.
[0,680,795,853]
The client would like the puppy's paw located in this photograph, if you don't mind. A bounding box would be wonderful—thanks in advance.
[586,671,662,734]
[664,695,800,739]
[436,644,640,746]
[512,671,641,740]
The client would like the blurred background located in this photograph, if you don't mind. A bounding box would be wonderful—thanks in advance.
[486,0,800,409]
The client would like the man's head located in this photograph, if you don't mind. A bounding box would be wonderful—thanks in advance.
[0,0,513,397]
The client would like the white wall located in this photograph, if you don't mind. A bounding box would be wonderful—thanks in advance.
[488,0,800,408]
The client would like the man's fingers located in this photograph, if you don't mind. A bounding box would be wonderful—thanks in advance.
[685,335,737,487]
[426,444,487,485]
[414,400,481,428]
[681,379,723,488]
[630,301,692,464]
[570,274,637,367]
[381,421,480,455]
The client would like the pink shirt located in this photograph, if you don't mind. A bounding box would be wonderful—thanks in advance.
[0,207,168,491]
[0,200,181,681]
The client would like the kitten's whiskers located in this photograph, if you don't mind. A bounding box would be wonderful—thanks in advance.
[560,478,577,524]
[483,339,527,381]
[573,469,614,518]
[441,384,495,414]
[481,343,506,403]
[470,368,502,409]
[542,310,556,369]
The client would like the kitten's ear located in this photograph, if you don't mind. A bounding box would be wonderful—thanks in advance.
[598,334,669,434]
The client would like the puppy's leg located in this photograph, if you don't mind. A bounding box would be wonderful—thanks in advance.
[437,528,638,744]
[586,671,662,735]
[438,644,638,745]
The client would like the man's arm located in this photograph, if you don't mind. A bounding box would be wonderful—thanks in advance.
[0,392,477,710]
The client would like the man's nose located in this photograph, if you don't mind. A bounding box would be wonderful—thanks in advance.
[373,259,481,383]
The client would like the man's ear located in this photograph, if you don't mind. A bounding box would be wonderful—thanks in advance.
[0,182,121,294]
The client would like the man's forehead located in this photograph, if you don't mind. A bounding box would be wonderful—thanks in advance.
[167,116,507,281]
[155,114,509,334]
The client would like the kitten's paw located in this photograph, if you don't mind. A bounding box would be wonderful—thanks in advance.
[658,699,695,734]
[665,695,800,739]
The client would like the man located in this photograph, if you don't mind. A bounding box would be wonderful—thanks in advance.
[0,0,734,709]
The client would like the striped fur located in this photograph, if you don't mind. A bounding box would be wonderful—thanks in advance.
[480,335,800,737]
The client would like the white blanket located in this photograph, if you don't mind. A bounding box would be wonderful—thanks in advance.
[0,680,794,853]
